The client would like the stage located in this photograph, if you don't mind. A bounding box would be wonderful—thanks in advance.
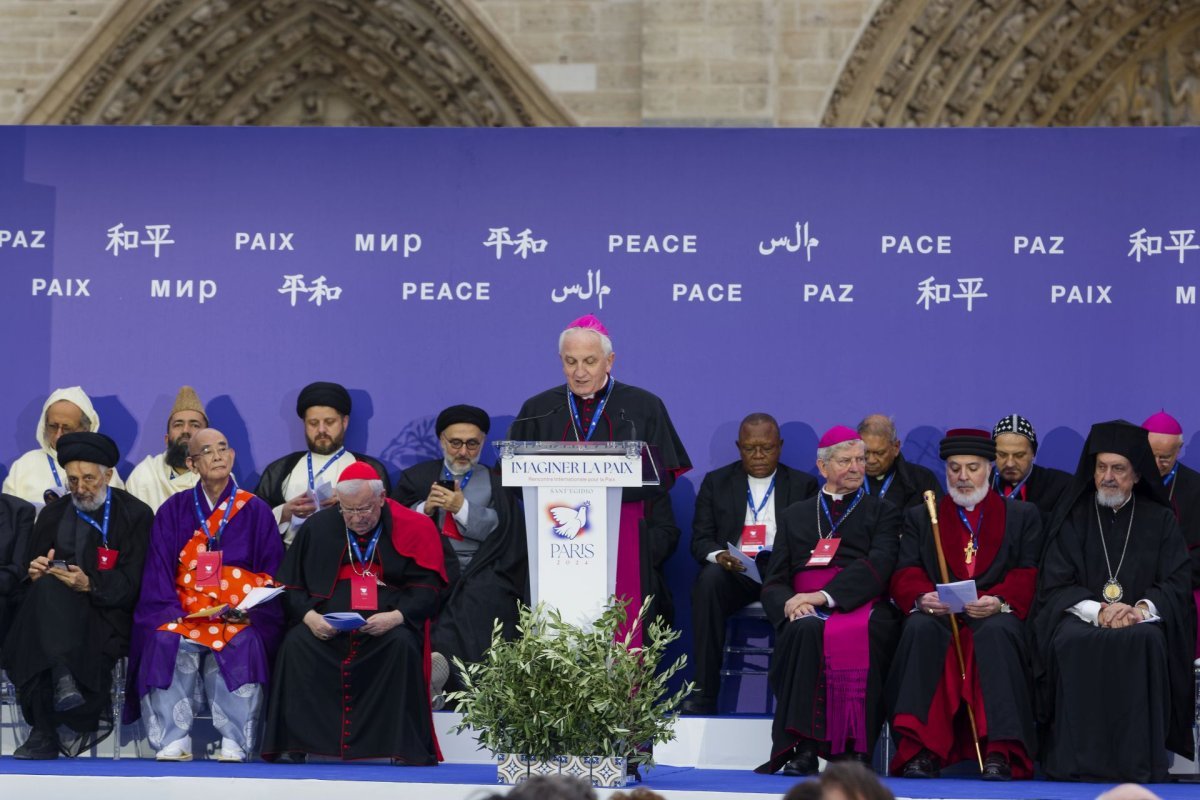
[1,713,1193,799]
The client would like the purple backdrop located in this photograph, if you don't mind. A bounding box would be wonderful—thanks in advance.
[3,125,1199,704]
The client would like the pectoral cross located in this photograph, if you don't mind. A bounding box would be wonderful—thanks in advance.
[964,542,977,565]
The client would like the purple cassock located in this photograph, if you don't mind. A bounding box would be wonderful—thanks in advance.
[123,479,285,722]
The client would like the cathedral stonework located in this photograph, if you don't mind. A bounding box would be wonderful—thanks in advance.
[21,0,574,126]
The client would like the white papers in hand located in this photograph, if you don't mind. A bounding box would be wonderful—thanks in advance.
[726,544,762,584]
[323,612,367,631]
[236,586,283,610]
[935,580,978,613]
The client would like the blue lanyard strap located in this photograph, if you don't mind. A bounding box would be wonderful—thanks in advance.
[746,476,776,522]
[1163,463,1179,486]
[73,487,112,549]
[346,523,383,574]
[566,378,616,442]
[47,454,63,488]
[193,479,238,549]
[994,471,1029,500]
[957,506,982,552]
[307,448,346,489]
[443,466,473,491]
[818,486,865,536]
[864,471,895,499]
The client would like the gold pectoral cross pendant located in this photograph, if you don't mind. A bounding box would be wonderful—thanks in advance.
[964,542,977,565]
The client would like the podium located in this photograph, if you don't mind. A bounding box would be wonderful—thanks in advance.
[494,440,661,628]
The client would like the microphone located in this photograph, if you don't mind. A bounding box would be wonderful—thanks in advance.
[506,402,567,440]
[619,408,638,443]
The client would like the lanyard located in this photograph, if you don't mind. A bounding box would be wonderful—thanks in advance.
[1163,463,1179,486]
[566,378,615,442]
[444,466,473,491]
[193,479,238,549]
[818,486,865,536]
[746,476,776,522]
[864,471,895,499]
[308,448,346,489]
[347,523,383,575]
[995,471,1029,500]
[74,487,112,549]
[957,506,982,552]
[47,454,63,488]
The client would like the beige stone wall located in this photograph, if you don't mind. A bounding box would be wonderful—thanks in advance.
[0,0,874,127]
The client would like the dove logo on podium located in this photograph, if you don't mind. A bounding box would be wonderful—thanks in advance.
[548,501,590,539]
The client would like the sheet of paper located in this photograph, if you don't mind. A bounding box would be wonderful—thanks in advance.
[323,611,367,631]
[936,579,978,613]
[726,544,762,584]
[236,586,283,610]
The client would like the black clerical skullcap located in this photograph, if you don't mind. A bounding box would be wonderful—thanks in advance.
[993,414,1038,453]
[296,381,351,418]
[436,404,490,436]
[939,428,996,461]
[56,431,119,468]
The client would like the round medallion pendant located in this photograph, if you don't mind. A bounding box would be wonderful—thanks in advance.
[1102,580,1123,604]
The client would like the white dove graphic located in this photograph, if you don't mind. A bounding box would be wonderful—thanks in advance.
[549,501,590,539]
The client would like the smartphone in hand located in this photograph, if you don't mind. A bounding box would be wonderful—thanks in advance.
[435,479,456,491]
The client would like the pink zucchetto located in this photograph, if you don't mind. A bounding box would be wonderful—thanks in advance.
[818,425,861,449]
[564,314,610,337]
[1142,410,1183,436]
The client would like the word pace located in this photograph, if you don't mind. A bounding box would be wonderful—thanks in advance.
[549,541,596,560]
[881,235,952,254]
[672,283,740,302]
[1050,285,1110,304]
[235,232,293,250]
[1,229,46,248]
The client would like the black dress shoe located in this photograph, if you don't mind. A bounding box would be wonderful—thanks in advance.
[981,752,1012,781]
[780,745,820,777]
[901,750,940,779]
[13,729,59,760]
[679,697,716,715]
[52,668,84,712]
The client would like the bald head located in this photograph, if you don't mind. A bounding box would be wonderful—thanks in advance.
[187,428,235,486]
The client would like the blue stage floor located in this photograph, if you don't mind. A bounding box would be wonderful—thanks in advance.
[0,758,1194,800]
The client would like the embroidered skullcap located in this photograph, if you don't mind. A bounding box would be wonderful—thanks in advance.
[818,425,861,449]
[337,461,381,484]
[565,314,610,337]
[939,428,996,460]
[56,432,119,468]
[296,381,351,418]
[1142,410,1183,436]
[435,405,490,436]
[992,414,1038,453]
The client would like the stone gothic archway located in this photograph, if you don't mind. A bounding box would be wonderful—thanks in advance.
[22,0,575,127]
[823,0,1200,127]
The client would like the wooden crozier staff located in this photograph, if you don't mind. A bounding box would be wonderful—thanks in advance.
[922,489,984,772]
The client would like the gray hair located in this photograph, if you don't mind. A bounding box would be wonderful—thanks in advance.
[817,440,862,464]
[857,414,897,442]
[335,478,384,498]
[558,326,613,356]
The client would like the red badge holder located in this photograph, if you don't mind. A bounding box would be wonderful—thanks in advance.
[740,524,767,556]
[195,551,222,588]
[96,547,119,571]
[806,537,841,567]
[351,572,379,611]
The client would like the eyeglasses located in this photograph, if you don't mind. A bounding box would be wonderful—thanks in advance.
[189,444,230,460]
[340,504,377,518]
[443,437,483,452]
[45,423,79,435]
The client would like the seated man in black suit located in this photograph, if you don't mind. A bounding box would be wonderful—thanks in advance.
[683,413,818,714]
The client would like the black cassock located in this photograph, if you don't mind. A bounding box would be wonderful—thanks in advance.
[510,380,691,628]
[997,463,1073,531]
[863,453,942,513]
[754,491,901,773]
[262,502,447,764]
[392,459,527,678]
[0,492,35,645]
[254,451,393,508]
[1034,493,1195,782]
[1166,463,1200,639]
[0,489,151,755]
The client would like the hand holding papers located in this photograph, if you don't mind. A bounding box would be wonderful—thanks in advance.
[726,544,763,584]
[323,612,367,631]
[935,580,978,613]
[184,586,283,620]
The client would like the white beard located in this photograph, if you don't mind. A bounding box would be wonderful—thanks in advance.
[1096,487,1131,508]
[72,491,106,512]
[949,483,989,509]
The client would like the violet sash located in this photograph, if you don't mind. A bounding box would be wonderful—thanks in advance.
[793,567,871,754]
[616,501,645,648]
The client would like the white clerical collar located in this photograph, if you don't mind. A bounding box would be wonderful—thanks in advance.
[578,376,610,401]
[822,487,847,501]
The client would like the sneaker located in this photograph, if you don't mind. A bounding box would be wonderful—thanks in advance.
[430,651,449,711]
[155,737,192,761]
[217,737,247,762]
